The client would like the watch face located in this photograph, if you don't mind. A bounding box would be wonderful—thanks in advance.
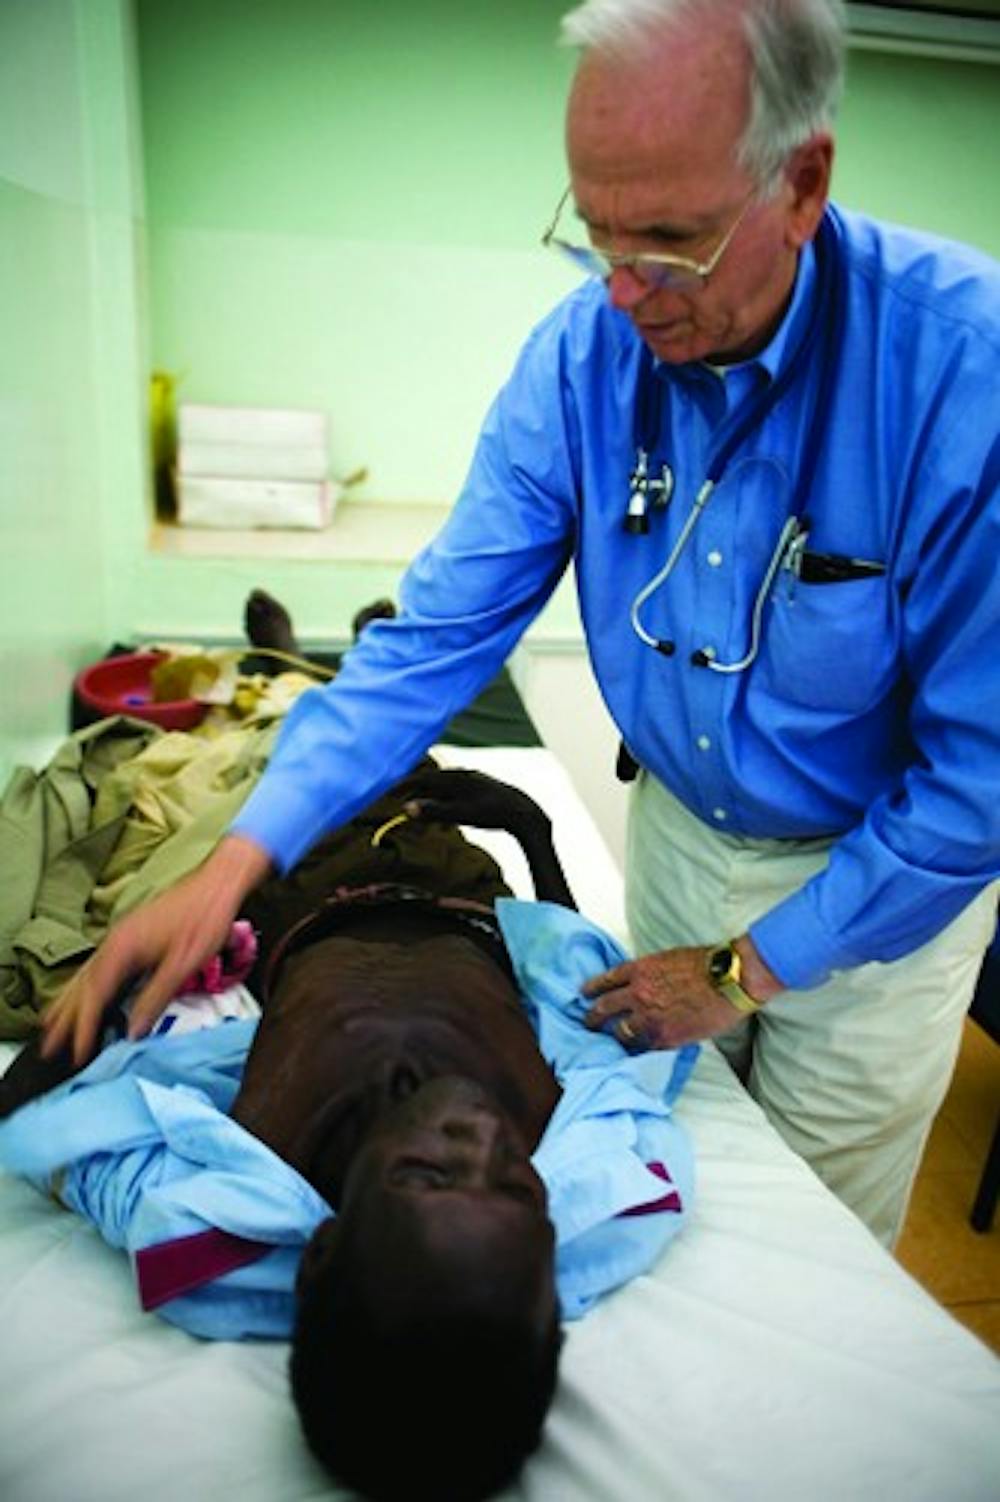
[708,945,735,984]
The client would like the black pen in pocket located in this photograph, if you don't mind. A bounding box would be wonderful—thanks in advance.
[798,552,887,584]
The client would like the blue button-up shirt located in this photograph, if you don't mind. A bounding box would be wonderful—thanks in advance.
[233,205,1000,989]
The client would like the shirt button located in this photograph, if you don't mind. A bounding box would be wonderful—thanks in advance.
[707,549,723,567]
[712,807,728,822]
[696,734,711,751]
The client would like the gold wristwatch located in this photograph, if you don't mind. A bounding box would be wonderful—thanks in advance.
[706,941,763,1015]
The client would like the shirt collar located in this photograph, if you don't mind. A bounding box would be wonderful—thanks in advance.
[756,236,817,381]
[699,236,818,386]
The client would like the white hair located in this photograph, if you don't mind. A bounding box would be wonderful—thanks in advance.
[560,0,846,190]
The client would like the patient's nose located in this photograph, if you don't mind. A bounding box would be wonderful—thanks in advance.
[387,1062,421,1103]
[441,1108,506,1178]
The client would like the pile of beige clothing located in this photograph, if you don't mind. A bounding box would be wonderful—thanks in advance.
[0,675,314,1038]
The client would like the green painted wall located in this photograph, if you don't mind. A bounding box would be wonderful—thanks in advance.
[132,7,996,639]
[138,10,1000,511]
[125,0,583,639]
[136,8,1000,509]
[837,48,999,248]
[136,0,578,507]
[133,4,1000,637]
[0,0,147,787]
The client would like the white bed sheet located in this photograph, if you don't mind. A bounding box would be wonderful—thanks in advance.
[0,745,997,1502]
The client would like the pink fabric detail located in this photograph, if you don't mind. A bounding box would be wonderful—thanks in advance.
[617,1160,683,1218]
[135,1228,273,1311]
[176,920,258,998]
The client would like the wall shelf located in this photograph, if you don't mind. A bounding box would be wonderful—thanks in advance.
[149,499,451,564]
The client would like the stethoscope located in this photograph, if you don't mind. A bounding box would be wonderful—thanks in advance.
[626,208,844,671]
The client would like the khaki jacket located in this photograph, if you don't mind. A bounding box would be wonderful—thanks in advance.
[0,716,278,1038]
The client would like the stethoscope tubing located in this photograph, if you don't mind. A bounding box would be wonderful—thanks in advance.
[627,208,844,671]
[630,479,715,656]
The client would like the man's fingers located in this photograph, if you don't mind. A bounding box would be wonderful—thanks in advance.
[583,977,635,1031]
[69,986,106,1067]
[38,848,253,1071]
[125,960,194,1042]
[582,964,630,999]
[41,949,126,1064]
[38,994,75,1058]
[41,919,160,1065]
[41,978,102,1068]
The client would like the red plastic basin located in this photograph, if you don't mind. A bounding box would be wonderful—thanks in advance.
[74,652,207,731]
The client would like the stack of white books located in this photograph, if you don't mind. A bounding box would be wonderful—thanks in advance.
[176,404,337,529]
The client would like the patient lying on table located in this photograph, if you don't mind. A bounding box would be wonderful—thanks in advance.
[0,601,695,1502]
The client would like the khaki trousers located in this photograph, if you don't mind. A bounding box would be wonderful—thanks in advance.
[626,773,997,1247]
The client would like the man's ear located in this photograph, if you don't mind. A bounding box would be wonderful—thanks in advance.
[297,1216,341,1295]
[782,133,834,249]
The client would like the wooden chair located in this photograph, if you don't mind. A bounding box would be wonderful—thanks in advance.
[968,935,1000,1234]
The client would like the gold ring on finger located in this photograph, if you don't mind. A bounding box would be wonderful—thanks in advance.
[617,1017,637,1043]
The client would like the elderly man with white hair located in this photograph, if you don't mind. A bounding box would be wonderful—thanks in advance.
[43,0,1000,1251]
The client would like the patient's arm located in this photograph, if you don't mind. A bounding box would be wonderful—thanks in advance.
[401,769,576,910]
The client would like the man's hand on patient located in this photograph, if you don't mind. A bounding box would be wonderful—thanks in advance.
[41,835,272,1068]
[583,936,783,1049]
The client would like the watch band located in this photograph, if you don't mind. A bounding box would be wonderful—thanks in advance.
[706,941,763,1015]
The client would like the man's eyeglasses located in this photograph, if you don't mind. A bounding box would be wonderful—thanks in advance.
[541,187,755,292]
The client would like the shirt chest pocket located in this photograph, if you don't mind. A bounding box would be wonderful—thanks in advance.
[756,576,898,714]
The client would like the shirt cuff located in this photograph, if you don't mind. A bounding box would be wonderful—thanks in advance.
[229,774,331,875]
[748,888,867,992]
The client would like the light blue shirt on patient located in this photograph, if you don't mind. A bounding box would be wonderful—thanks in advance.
[0,900,697,1340]
[231,205,1000,990]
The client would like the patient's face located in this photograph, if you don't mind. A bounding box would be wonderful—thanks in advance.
[299,1076,557,1328]
[351,1073,547,1205]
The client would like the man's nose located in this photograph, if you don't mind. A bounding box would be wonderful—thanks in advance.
[606,263,651,311]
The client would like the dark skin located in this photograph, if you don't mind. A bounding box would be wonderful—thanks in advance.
[291,1075,558,1324]
[231,770,570,1264]
[2,769,575,1305]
